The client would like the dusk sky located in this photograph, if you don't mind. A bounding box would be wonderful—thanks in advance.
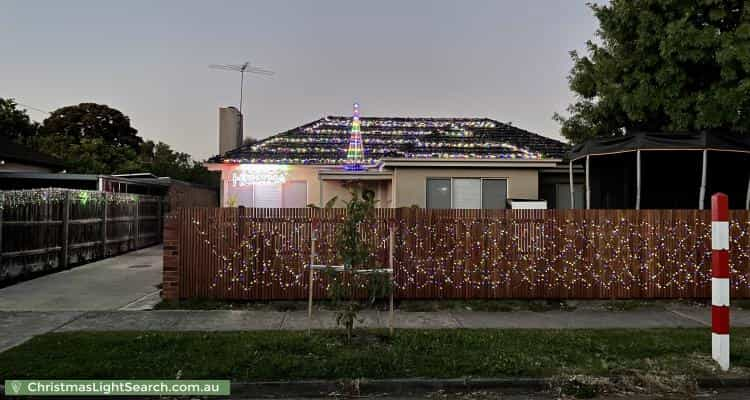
[1,1,600,160]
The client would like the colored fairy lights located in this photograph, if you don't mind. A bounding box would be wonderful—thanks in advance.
[212,114,560,165]
[187,212,750,296]
[344,103,366,171]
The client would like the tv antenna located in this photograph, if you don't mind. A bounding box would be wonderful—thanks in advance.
[209,61,274,114]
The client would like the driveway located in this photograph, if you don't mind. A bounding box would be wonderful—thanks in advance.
[0,245,163,311]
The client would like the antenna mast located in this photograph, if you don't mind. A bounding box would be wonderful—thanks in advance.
[209,61,274,115]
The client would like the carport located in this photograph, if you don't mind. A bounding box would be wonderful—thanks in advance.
[568,132,750,210]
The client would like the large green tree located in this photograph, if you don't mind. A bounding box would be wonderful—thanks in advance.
[0,98,38,141]
[556,0,750,144]
[29,133,142,174]
[6,101,218,186]
[41,103,142,150]
[138,140,218,186]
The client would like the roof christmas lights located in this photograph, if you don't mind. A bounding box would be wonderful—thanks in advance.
[212,114,568,165]
[344,102,366,171]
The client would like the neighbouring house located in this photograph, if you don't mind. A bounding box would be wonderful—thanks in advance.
[570,131,750,210]
[206,105,581,209]
[113,173,219,210]
[0,172,218,210]
[0,136,65,172]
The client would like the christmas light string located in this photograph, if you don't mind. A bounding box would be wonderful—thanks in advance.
[219,115,548,165]
[188,214,750,295]
[344,102,365,170]
[1,188,140,209]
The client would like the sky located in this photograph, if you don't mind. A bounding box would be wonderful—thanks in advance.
[0,1,600,161]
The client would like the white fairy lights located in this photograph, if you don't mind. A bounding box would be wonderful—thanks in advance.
[187,214,750,296]
[218,116,548,165]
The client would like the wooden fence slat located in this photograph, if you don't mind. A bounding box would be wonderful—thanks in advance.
[1,189,163,284]
[169,208,750,300]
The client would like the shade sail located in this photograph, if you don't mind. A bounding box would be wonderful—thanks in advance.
[569,131,750,160]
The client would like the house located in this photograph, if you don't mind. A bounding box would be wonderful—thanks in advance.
[0,136,64,172]
[206,105,580,209]
[570,131,750,209]
[112,173,219,210]
[0,172,218,210]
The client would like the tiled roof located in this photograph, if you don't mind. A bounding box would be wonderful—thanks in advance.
[209,116,569,165]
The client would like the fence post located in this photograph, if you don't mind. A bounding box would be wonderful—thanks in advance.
[308,210,318,333]
[134,197,140,249]
[101,194,108,257]
[162,210,180,301]
[61,190,71,269]
[711,192,730,371]
[0,193,4,270]
[388,219,395,336]
[157,198,163,243]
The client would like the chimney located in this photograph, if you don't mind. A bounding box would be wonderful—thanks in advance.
[219,106,243,154]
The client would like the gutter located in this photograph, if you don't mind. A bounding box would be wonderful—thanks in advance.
[227,377,750,398]
[381,158,562,168]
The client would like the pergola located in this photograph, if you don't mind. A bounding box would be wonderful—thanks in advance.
[568,132,750,210]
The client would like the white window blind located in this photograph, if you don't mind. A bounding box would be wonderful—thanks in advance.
[254,184,282,207]
[283,181,307,208]
[452,179,482,209]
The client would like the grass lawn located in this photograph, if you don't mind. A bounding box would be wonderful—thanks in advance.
[1,329,749,382]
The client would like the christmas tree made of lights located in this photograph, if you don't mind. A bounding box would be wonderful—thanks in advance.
[344,102,366,170]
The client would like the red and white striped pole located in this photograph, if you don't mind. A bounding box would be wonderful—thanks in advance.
[711,193,730,371]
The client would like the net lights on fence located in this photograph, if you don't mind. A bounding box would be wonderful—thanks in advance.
[1,189,139,209]
[188,216,750,294]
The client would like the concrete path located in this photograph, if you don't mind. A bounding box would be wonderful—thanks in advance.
[2,306,750,352]
[1,244,749,353]
[45,307,750,332]
[0,245,163,312]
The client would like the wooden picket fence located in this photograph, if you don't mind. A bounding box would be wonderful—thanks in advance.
[1,189,164,285]
[163,208,750,300]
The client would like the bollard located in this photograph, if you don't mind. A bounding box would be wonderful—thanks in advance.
[711,193,730,371]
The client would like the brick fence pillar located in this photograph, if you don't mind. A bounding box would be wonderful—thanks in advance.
[162,212,180,300]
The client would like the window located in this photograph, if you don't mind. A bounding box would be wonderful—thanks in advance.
[254,184,282,208]
[426,179,451,209]
[453,179,482,209]
[426,178,507,209]
[226,181,307,208]
[482,179,507,209]
[283,181,308,208]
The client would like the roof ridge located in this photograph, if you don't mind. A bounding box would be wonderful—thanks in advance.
[325,115,496,120]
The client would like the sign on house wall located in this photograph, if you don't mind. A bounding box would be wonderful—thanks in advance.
[224,164,306,208]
